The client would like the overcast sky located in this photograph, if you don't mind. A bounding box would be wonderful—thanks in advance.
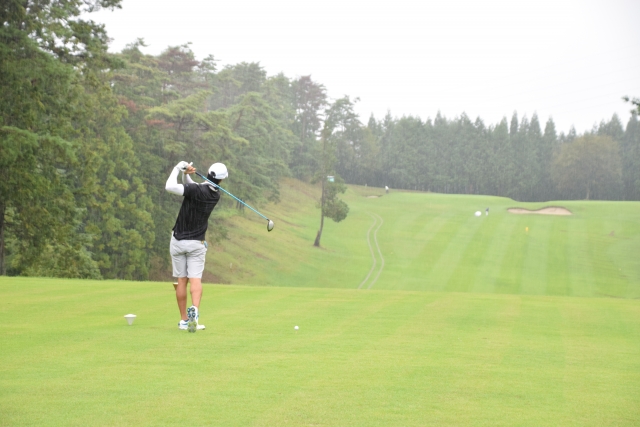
[90,0,640,134]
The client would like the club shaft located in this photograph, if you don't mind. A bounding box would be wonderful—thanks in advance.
[195,172,269,221]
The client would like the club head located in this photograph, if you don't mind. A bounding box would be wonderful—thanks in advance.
[267,220,275,232]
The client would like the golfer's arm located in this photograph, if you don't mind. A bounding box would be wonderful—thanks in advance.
[182,171,195,185]
[165,168,184,196]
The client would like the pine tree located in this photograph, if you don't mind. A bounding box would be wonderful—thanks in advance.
[290,76,327,180]
[313,97,355,247]
[0,0,124,276]
[539,118,558,201]
[621,114,640,200]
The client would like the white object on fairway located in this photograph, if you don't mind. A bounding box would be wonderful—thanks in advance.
[124,314,136,325]
[294,325,299,330]
[475,211,482,217]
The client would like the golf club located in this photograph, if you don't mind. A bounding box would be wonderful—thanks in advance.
[194,171,274,232]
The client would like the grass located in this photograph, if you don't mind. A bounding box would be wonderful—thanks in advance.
[213,180,640,298]
[1,182,639,426]
[1,278,639,426]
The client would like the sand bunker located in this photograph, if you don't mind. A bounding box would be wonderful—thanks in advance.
[507,206,572,216]
[366,195,380,198]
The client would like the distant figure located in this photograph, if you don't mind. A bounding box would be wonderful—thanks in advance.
[385,185,389,194]
[486,207,489,216]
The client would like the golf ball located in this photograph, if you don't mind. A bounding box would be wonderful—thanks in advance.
[475,211,481,217]
[294,325,299,330]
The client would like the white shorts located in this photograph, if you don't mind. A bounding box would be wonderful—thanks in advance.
[170,235,208,279]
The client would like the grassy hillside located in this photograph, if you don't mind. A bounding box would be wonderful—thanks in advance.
[209,179,640,298]
[1,278,638,426]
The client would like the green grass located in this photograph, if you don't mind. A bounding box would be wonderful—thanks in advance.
[214,180,640,298]
[2,183,640,425]
[1,278,639,426]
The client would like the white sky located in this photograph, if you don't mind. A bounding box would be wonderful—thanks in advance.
[91,0,640,134]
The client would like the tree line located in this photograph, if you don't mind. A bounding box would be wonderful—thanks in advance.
[342,111,640,202]
[2,0,639,279]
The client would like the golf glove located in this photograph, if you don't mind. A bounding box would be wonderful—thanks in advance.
[175,161,192,172]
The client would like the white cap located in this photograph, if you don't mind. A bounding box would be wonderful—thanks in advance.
[208,163,228,179]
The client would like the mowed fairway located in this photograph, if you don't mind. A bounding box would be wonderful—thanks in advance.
[216,181,640,299]
[2,186,640,426]
[348,190,640,297]
[1,278,639,426]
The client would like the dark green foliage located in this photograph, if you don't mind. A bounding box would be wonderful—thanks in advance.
[2,3,639,278]
[621,114,640,200]
[313,97,356,247]
[0,128,78,275]
[73,70,155,280]
[290,76,327,180]
[321,178,349,223]
[0,16,85,276]
[623,96,640,115]
[551,135,622,200]
[356,110,638,203]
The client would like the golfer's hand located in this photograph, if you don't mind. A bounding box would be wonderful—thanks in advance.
[185,165,196,175]
[175,161,193,172]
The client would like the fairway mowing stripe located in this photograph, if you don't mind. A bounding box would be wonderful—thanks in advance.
[499,298,567,411]
[547,219,572,297]
[472,215,519,294]
[558,298,640,425]
[607,237,640,298]
[425,215,485,292]
[568,217,596,297]
[520,217,552,295]
[405,210,456,280]
[184,292,431,424]
[588,215,631,298]
[358,213,379,289]
[245,291,443,426]
[367,213,385,290]
[383,209,446,281]
[495,217,531,295]
[379,209,455,291]
[446,210,510,293]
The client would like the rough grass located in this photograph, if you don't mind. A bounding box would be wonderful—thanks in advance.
[1,279,639,426]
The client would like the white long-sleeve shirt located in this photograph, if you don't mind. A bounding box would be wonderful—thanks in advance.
[165,168,195,196]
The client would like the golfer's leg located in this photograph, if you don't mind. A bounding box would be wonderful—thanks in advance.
[170,236,189,321]
[185,240,207,308]
[189,278,202,308]
[176,277,188,320]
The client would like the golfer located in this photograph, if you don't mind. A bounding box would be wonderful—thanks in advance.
[165,161,228,332]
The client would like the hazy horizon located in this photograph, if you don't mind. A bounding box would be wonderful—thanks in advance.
[90,0,640,134]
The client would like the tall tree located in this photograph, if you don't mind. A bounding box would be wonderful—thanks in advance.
[290,76,327,180]
[0,0,123,276]
[621,113,640,200]
[539,118,558,201]
[157,44,205,100]
[227,91,297,203]
[552,134,622,200]
[209,62,267,110]
[313,97,354,247]
[73,68,155,280]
